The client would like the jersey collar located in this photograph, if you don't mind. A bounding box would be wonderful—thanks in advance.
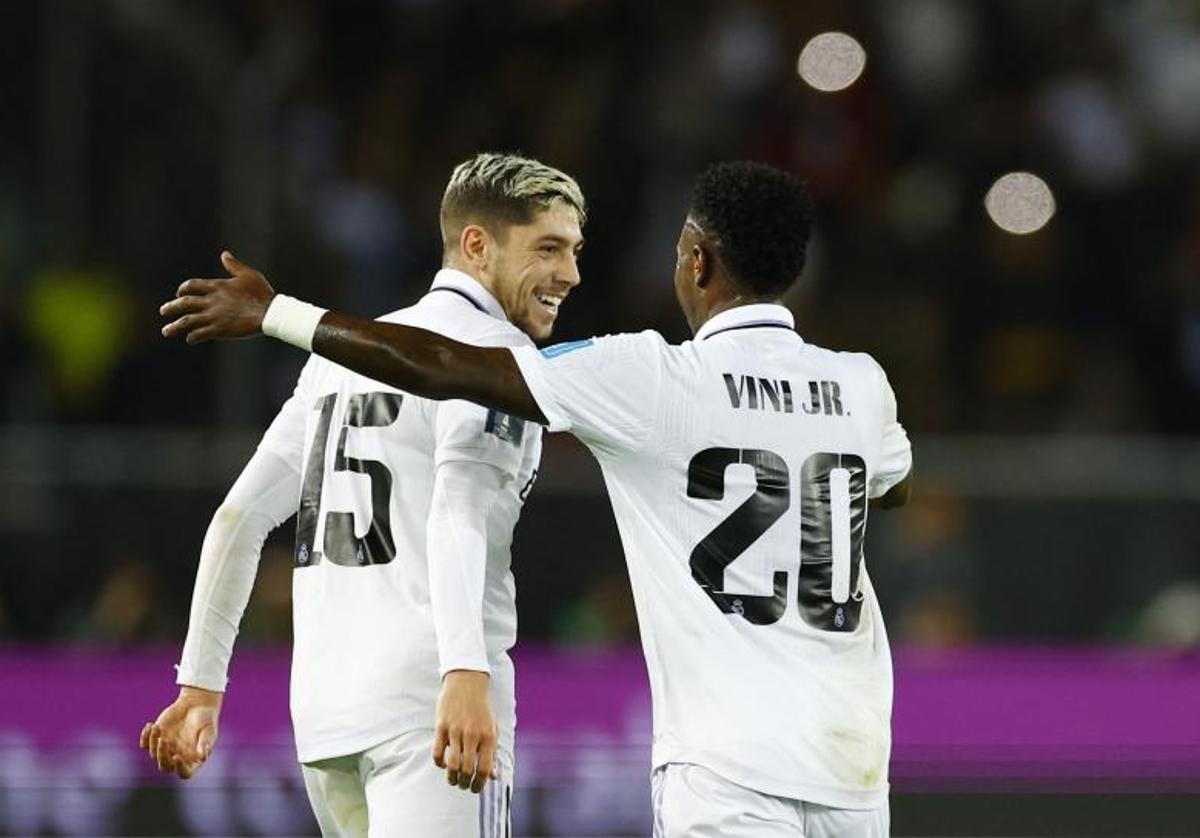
[428,268,508,322]
[694,303,799,342]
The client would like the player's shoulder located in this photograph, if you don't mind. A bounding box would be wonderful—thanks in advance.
[800,340,887,380]
[381,303,532,349]
[540,329,668,362]
[372,304,421,332]
[592,329,669,352]
[841,349,887,378]
[813,348,900,412]
[455,313,533,349]
[296,352,332,391]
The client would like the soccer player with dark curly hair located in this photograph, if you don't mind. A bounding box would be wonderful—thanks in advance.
[163,160,913,838]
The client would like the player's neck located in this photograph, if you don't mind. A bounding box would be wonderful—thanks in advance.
[692,294,784,334]
[442,258,487,289]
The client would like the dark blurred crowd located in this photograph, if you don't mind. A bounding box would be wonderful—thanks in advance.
[1,0,1199,648]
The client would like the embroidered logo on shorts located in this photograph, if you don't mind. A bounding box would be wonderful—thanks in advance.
[485,410,525,446]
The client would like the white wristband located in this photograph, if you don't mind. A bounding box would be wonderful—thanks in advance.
[261,294,328,351]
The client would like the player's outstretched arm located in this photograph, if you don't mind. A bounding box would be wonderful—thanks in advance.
[160,252,546,423]
[315,311,544,422]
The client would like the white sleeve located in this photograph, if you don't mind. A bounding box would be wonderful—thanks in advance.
[175,364,312,691]
[868,360,912,499]
[175,448,300,691]
[432,398,529,478]
[509,331,664,454]
[426,458,506,676]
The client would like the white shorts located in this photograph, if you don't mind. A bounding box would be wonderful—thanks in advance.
[300,729,513,838]
[652,763,888,838]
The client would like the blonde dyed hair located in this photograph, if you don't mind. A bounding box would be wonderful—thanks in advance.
[440,152,586,249]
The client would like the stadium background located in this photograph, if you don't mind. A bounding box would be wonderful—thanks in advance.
[2,0,1199,835]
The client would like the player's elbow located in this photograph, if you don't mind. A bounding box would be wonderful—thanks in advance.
[871,474,912,509]
[422,343,464,401]
[211,502,249,533]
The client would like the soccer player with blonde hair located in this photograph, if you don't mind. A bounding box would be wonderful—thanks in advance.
[143,152,585,837]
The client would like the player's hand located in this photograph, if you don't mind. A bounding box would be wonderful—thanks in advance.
[160,251,275,344]
[139,685,223,780]
[432,670,499,794]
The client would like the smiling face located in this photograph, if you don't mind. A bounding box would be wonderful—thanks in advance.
[484,201,584,340]
[439,154,587,339]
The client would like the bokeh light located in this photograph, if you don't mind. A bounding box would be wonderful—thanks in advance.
[984,171,1056,234]
[797,32,867,92]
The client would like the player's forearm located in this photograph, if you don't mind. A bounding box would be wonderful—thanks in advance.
[161,267,545,421]
[427,517,491,675]
[310,311,544,422]
[426,461,505,675]
[177,450,299,691]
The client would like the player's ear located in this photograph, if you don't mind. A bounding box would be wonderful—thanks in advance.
[460,224,489,270]
[693,243,713,289]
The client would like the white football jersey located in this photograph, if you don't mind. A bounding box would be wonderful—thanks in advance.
[511,303,911,810]
[259,269,541,763]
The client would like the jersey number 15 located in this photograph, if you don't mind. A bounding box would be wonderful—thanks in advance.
[295,392,404,568]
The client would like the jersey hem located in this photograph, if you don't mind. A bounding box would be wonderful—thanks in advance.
[651,746,888,811]
[297,715,516,764]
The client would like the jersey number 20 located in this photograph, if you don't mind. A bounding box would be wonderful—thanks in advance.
[687,449,867,632]
[295,392,404,568]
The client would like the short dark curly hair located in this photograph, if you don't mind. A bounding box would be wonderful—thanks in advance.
[689,161,813,297]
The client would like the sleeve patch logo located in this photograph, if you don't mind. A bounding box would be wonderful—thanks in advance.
[540,338,594,359]
[485,410,526,446]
